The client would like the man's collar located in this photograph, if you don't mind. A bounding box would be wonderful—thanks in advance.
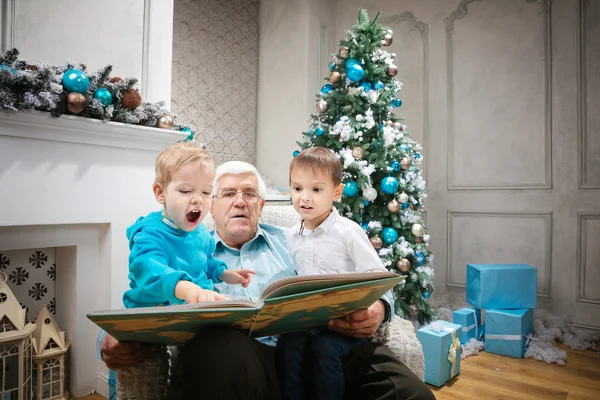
[213,225,269,251]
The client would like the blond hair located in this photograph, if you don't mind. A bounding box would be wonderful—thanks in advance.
[155,141,214,187]
[289,147,342,185]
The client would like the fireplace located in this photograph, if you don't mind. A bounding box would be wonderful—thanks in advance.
[0,110,185,396]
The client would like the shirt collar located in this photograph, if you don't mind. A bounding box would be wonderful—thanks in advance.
[312,207,338,234]
[213,224,271,251]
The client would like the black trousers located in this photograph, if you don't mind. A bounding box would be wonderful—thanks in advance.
[172,328,435,400]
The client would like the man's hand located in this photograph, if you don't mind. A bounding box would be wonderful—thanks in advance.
[101,334,157,369]
[220,269,256,288]
[175,281,229,303]
[328,300,386,339]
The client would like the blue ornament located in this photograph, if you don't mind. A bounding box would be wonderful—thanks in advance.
[315,127,325,136]
[0,65,15,75]
[380,176,399,194]
[93,88,113,106]
[401,202,409,209]
[414,152,421,159]
[414,252,425,266]
[409,165,416,171]
[362,222,369,231]
[390,161,401,171]
[359,81,372,91]
[321,84,334,94]
[373,80,384,90]
[363,200,371,207]
[181,127,194,141]
[343,181,359,197]
[382,227,399,244]
[400,144,409,153]
[422,290,431,299]
[372,140,381,149]
[329,61,336,71]
[293,150,300,157]
[346,64,365,82]
[62,69,90,93]
[345,58,360,69]
[392,99,403,108]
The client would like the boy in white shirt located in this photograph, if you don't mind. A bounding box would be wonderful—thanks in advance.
[276,146,387,400]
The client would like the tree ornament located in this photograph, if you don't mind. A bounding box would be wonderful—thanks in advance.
[363,200,371,207]
[386,64,399,77]
[373,80,384,90]
[363,187,377,201]
[321,84,334,94]
[24,64,39,71]
[392,99,403,108]
[93,88,113,106]
[370,235,383,249]
[397,258,410,272]
[383,33,393,46]
[316,100,329,113]
[315,127,325,136]
[181,127,194,141]
[346,64,365,82]
[411,223,424,237]
[362,222,369,231]
[382,227,399,244]
[390,161,401,171]
[394,122,402,128]
[409,203,415,210]
[66,92,86,113]
[423,234,431,243]
[338,46,350,58]
[345,58,360,69]
[408,303,419,316]
[399,192,409,204]
[0,65,15,74]
[122,88,142,110]
[400,144,409,153]
[359,81,372,91]
[422,290,431,299]
[352,146,364,159]
[414,252,425,266]
[343,181,359,197]
[157,114,174,129]
[380,176,399,194]
[329,71,341,84]
[329,61,336,71]
[387,199,400,212]
[109,76,124,83]
[62,69,90,93]
[401,157,411,170]
[293,150,300,157]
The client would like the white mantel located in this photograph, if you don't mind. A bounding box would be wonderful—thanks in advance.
[0,110,185,396]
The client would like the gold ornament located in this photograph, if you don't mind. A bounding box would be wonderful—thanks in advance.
[387,199,400,213]
[397,258,411,272]
[401,157,411,170]
[122,89,142,110]
[352,147,364,159]
[383,33,393,46]
[157,114,174,129]
[370,236,383,249]
[398,124,405,131]
[66,92,86,114]
[329,71,341,84]
[109,76,124,83]
[338,46,350,58]
[393,122,402,128]
[408,303,419,316]
[386,64,399,77]
[387,120,394,126]
[316,100,329,113]
[409,204,415,210]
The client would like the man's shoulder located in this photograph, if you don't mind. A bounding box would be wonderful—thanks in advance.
[258,223,288,240]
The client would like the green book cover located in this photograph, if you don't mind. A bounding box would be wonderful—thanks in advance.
[87,271,404,346]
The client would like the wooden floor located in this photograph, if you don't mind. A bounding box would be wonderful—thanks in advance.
[74,345,599,400]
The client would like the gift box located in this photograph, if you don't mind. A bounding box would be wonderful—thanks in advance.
[109,369,118,399]
[484,308,533,358]
[417,320,462,387]
[453,307,483,344]
[466,264,537,309]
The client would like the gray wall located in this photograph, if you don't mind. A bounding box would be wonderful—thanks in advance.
[171,0,259,165]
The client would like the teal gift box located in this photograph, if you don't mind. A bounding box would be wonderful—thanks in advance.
[109,369,118,399]
[467,264,537,309]
[417,320,462,387]
[453,307,483,344]
[485,308,533,358]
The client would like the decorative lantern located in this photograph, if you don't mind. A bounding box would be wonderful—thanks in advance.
[32,305,70,399]
[0,272,36,399]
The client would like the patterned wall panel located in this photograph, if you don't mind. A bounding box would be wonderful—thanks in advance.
[171,0,259,165]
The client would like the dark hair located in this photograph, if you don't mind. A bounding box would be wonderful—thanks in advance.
[289,147,342,185]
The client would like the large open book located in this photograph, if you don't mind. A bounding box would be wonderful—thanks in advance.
[87,271,404,345]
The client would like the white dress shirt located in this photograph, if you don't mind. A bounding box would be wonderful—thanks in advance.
[286,207,387,276]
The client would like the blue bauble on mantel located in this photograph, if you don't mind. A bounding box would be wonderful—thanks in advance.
[62,69,90,93]
[0,65,15,75]
[382,227,399,244]
[380,176,399,194]
[343,181,359,197]
[93,88,113,107]
[346,64,365,82]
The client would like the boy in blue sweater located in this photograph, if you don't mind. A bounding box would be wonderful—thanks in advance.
[123,141,255,308]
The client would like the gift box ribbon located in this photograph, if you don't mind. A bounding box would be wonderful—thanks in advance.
[485,333,536,346]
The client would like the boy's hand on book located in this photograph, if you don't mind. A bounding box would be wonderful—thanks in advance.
[220,269,256,288]
[328,300,386,339]
[175,281,228,303]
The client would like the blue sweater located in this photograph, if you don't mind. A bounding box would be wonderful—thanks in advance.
[122,211,227,308]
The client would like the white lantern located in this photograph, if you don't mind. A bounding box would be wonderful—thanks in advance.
[0,273,35,399]
[32,305,70,400]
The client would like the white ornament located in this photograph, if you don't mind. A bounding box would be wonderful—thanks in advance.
[411,223,425,237]
[423,234,430,243]
[399,192,409,203]
[363,187,378,201]
[356,114,363,121]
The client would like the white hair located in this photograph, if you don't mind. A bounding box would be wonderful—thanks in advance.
[213,161,267,198]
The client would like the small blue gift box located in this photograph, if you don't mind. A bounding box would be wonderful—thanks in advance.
[453,307,483,344]
[485,308,533,358]
[109,369,118,399]
[417,320,462,387]
[467,264,537,309]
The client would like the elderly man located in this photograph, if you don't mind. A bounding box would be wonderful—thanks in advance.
[100,161,434,400]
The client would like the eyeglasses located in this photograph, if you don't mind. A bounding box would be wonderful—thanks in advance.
[214,190,260,204]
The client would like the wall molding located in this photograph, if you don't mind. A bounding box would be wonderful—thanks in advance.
[446,210,553,298]
[446,0,553,190]
[381,12,429,178]
[0,0,15,52]
[577,212,600,304]
[141,0,152,101]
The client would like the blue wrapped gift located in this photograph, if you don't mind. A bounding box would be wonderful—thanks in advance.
[453,307,483,344]
[467,264,537,309]
[485,308,533,358]
[109,369,118,399]
[417,320,462,387]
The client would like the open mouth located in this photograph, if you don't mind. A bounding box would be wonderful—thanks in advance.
[186,210,201,223]
[231,212,248,219]
[301,205,313,210]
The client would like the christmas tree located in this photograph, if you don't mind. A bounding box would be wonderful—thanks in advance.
[297,9,435,323]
